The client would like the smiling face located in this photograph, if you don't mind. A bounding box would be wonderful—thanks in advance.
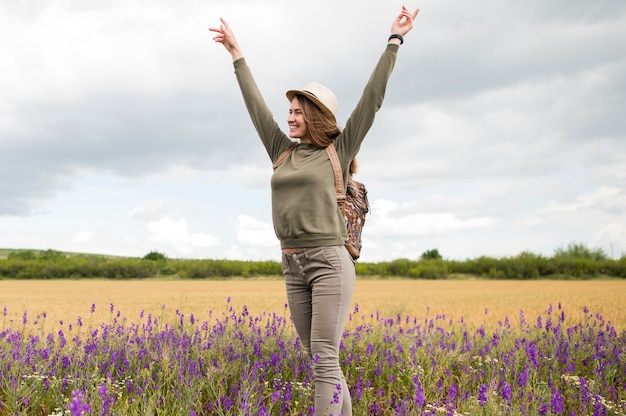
[287,96,310,142]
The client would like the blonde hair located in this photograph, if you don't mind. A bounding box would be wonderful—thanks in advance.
[297,95,341,148]
[349,158,358,176]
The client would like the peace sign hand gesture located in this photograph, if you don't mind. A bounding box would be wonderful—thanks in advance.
[391,6,420,37]
[209,17,243,61]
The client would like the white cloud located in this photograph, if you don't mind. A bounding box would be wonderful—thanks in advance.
[543,186,625,215]
[592,223,625,258]
[236,215,276,247]
[129,200,169,223]
[367,199,492,238]
[1,0,625,262]
[71,228,94,244]
[147,217,219,256]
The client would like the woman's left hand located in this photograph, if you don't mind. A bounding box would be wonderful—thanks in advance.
[391,6,420,37]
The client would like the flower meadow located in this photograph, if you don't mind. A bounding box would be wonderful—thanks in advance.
[1,300,625,415]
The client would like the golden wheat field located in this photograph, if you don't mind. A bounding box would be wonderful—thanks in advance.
[1,279,625,331]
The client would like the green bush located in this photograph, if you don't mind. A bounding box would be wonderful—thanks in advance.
[407,259,447,279]
[0,243,624,280]
[143,251,167,262]
[39,249,66,262]
[421,248,442,260]
[554,242,608,261]
[7,250,37,261]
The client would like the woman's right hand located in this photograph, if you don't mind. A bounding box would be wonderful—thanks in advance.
[209,18,243,61]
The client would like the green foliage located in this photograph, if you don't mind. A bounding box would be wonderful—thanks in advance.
[142,251,167,262]
[408,259,448,279]
[554,242,608,261]
[387,258,413,276]
[1,303,623,415]
[421,248,442,260]
[7,250,38,261]
[38,249,66,262]
[603,255,626,278]
[178,259,282,279]
[0,242,624,280]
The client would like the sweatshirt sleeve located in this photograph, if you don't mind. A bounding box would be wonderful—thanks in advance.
[334,44,399,164]
[233,58,293,163]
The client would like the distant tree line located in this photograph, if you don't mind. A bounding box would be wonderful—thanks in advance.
[0,243,624,280]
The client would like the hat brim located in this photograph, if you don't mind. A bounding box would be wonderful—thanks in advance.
[286,89,336,122]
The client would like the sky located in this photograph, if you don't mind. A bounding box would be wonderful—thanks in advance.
[1,0,625,263]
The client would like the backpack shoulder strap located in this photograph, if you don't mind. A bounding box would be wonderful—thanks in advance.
[272,142,298,170]
[325,143,346,207]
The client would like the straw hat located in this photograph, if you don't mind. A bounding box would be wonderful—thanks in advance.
[286,82,338,121]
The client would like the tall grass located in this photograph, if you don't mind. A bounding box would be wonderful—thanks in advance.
[1,300,624,415]
[3,279,625,332]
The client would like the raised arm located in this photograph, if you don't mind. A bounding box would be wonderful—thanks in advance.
[334,5,420,161]
[209,17,292,161]
[209,17,243,61]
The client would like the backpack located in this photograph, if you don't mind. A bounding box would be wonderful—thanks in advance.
[273,143,370,260]
[344,178,369,259]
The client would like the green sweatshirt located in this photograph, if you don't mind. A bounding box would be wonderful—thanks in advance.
[234,44,398,249]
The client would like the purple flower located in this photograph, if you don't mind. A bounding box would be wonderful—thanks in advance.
[69,390,91,416]
[332,383,341,404]
[491,333,500,347]
[98,382,116,415]
[500,382,512,404]
[271,391,280,403]
[413,374,426,407]
[550,387,564,414]
[580,378,591,407]
[478,384,488,406]
[517,365,529,388]
[539,403,548,415]
[447,382,458,404]
[526,342,539,368]
[477,326,485,338]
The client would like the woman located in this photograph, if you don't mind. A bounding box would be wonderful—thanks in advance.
[210,6,419,415]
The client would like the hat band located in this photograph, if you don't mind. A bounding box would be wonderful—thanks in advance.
[303,90,318,98]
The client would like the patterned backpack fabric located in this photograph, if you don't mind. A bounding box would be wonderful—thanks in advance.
[273,143,369,260]
[344,179,370,260]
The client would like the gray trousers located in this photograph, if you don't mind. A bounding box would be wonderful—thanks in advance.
[282,245,355,416]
